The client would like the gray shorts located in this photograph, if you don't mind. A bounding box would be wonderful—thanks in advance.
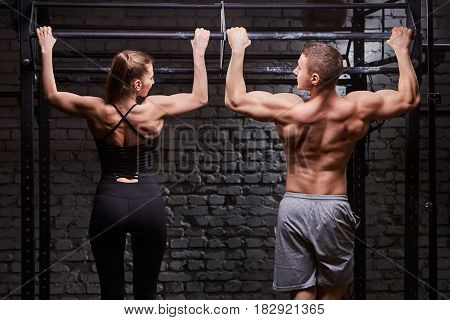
[273,192,360,292]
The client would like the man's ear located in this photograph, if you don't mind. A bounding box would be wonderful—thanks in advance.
[311,73,320,86]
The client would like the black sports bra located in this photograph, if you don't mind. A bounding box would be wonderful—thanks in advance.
[94,103,159,181]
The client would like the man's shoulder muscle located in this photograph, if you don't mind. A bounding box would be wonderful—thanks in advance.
[273,93,304,106]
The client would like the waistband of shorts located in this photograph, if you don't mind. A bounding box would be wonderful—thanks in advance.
[284,192,348,201]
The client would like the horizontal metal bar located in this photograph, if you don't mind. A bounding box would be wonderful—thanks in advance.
[244,66,398,74]
[53,76,353,86]
[48,67,215,74]
[52,45,447,62]
[47,66,398,75]
[35,1,221,9]
[345,66,398,74]
[363,0,405,16]
[35,31,390,41]
[34,1,408,9]
[224,3,408,9]
[247,32,389,41]
[0,91,20,97]
[364,56,398,67]
[49,25,354,33]
[53,52,306,60]
[0,3,16,9]
[423,43,450,51]
[46,31,224,40]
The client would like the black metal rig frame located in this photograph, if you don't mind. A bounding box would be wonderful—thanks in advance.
[12,0,444,299]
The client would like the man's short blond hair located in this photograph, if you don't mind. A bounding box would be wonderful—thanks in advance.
[301,42,343,87]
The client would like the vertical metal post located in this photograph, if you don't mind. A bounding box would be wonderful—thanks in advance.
[404,0,421,300]
[38,87,51,300]
[19,0,35,300]
[426,0,438,300]
[37,4,51,299]
[381,9,385,59]
[351,0,367,300]
[219,1,226,71]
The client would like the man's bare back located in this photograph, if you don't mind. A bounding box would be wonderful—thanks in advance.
[275,93,369,194]
[225,26,419,197]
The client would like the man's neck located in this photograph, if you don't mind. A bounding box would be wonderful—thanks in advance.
[310,86,337,100]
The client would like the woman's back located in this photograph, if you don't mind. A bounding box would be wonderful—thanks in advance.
[85,99,164,181]
[86,98,164,147]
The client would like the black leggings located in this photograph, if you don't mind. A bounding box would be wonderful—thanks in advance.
[89,174,166,300]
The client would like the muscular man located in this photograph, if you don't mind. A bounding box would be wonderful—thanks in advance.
[225,27,420,299]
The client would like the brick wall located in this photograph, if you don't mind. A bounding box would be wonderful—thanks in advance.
[0,0,449,299]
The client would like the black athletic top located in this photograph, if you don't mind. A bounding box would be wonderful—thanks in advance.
[94,103,159,181]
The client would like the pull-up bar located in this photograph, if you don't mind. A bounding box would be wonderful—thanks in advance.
[34,2,408,10]
[33,31,391,41]
[45,66,399,75]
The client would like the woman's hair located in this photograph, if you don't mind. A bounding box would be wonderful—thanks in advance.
[105,50,153,105]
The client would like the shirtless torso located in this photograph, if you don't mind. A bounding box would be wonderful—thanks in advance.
[275,93,368,195]
[225,26,420,197]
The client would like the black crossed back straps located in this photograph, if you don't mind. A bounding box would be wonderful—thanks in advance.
[95,103,158,181]
[102,103,147,142]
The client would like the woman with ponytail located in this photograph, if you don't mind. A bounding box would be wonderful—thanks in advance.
[36,26,210,299]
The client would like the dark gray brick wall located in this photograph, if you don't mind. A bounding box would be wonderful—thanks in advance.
[0,0,449,299]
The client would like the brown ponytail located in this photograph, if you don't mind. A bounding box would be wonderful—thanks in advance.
[105,50,153,105]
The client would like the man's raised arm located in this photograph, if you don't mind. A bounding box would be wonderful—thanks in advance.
[224,27,303,124]
[348,27,421,120]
